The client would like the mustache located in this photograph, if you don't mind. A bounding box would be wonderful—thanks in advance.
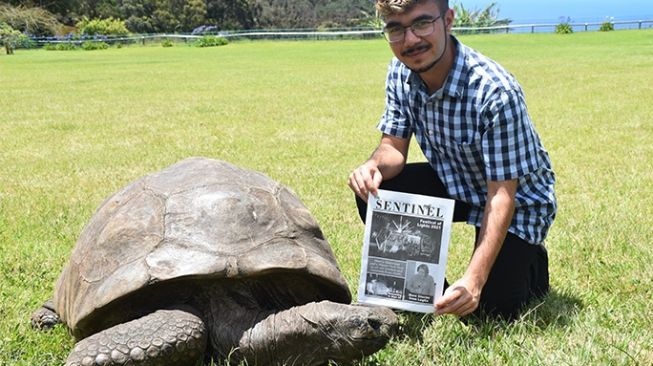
[401,44,431,57]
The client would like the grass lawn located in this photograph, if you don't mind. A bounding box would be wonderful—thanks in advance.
[1,30,652,365]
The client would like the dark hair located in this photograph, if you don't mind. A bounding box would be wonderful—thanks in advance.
[417,264,429,274]
[375,0,449,18]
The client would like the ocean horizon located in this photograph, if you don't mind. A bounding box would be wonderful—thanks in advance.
[453,0,653,32]
[456,0,653,23]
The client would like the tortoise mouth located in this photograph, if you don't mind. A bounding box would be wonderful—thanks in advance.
[72,271,351,340]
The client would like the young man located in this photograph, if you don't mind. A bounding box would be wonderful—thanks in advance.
[348,0,556,319]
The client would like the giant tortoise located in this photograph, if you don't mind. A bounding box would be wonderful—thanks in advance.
[32,157,397,366]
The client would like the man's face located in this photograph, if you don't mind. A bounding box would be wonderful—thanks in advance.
[384,1,452,73]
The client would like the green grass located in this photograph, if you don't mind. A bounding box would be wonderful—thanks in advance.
[1,30,652,365]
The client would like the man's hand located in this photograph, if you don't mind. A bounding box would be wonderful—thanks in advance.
[347,134,410,202]
[435,179,518,317]
[434,275,483,316]
[348,161,384,202]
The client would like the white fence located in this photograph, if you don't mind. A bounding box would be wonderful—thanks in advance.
[32,19,653,45]
[455,19,653,34]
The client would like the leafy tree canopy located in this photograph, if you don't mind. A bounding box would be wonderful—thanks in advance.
[0,2,61,35]
[2,1,509,34]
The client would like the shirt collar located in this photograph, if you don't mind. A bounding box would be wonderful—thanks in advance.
[406,36,467,100]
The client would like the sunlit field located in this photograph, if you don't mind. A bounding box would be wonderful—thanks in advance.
[1,30,652,365]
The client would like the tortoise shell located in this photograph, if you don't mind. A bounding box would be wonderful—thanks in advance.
[53,158,351,338]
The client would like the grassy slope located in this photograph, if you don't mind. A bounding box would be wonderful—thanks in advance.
[0,31,652,365]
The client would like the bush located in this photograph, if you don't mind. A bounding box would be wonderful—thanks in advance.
[76,17,129,37]
[14,35,36,49]
[81,41,109,50]
[44,42,78,51]
[555,18,574,34]
[193,35,228,48]
[1,22,32,54]
[600,21,614,32]
[161,39,174,47]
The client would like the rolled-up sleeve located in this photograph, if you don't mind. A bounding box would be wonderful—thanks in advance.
[377,59,412,139]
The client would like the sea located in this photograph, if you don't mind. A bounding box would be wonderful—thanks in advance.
[456,0,653,32]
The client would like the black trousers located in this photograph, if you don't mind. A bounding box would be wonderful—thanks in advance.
[355,163,549,319]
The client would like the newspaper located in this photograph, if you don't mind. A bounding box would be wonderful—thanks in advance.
[357,189,455,313]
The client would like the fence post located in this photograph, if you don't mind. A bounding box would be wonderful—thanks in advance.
[584,23,588,31]
[639,21,642,29]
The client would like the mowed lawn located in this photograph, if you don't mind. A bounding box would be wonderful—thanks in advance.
[1,30,652,365]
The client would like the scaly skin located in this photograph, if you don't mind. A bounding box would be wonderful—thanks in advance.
[32,297,398,365]
[65,309,207,366]
[236,301,398,366]
[30,299,61,330]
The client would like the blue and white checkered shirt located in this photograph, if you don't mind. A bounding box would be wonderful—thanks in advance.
[378,37,556,245]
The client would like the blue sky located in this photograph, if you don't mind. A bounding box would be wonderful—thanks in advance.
[456,0,653,23]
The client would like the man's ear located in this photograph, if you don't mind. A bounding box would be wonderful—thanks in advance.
[445,8,455,32]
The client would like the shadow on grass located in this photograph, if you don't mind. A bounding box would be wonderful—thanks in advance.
[518,287,584,328]
[394,287,583,342]
[461,287,584,334]
[349,288,583,365]
[396,311,435,343]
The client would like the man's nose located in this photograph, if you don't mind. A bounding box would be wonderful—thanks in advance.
[403,27,421,46]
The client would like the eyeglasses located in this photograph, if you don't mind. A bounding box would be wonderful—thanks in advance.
[383,14,444,43]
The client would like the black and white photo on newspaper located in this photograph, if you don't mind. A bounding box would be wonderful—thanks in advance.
[358,189,454,313]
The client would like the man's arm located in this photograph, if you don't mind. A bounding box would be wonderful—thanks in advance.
[435,179,518,316]
[348,134,409,202]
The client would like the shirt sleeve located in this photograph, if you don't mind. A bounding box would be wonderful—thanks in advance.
[481,88,545,181]
[377,59,413,139]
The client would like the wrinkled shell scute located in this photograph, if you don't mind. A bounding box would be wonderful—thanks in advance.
[54,158,351,338]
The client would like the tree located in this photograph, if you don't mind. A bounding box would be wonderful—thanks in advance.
[255,0,374,29]
[452,1,511,32]
[317,0,374,28]
[77,0,119,19]
[119,0,157,33]
[182,0,207,31]
[2,0,82,25]
[206,0,259,30]
[1,22,28,54]
[0,3,61,35]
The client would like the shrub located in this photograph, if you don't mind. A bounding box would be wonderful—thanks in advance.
[193,35,228,48]
[76,17,129,37]
[555,18,574,34]
[81,41,109,50]
[317,20,340,32]
[14,35,36,49]
[44,42,78,51]
[1,22,32,54]
[161,39,174,47]
[600,18,614,32]
[1,22,19,54]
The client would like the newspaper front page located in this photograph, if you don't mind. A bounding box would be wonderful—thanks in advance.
[357,189,455,313]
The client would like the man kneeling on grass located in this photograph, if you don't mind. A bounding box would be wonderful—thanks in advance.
[348,0,556,319]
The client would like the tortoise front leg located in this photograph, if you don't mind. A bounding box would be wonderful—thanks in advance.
[31,299,61,330]
[238,300,398,366]
[65,309,207,366]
